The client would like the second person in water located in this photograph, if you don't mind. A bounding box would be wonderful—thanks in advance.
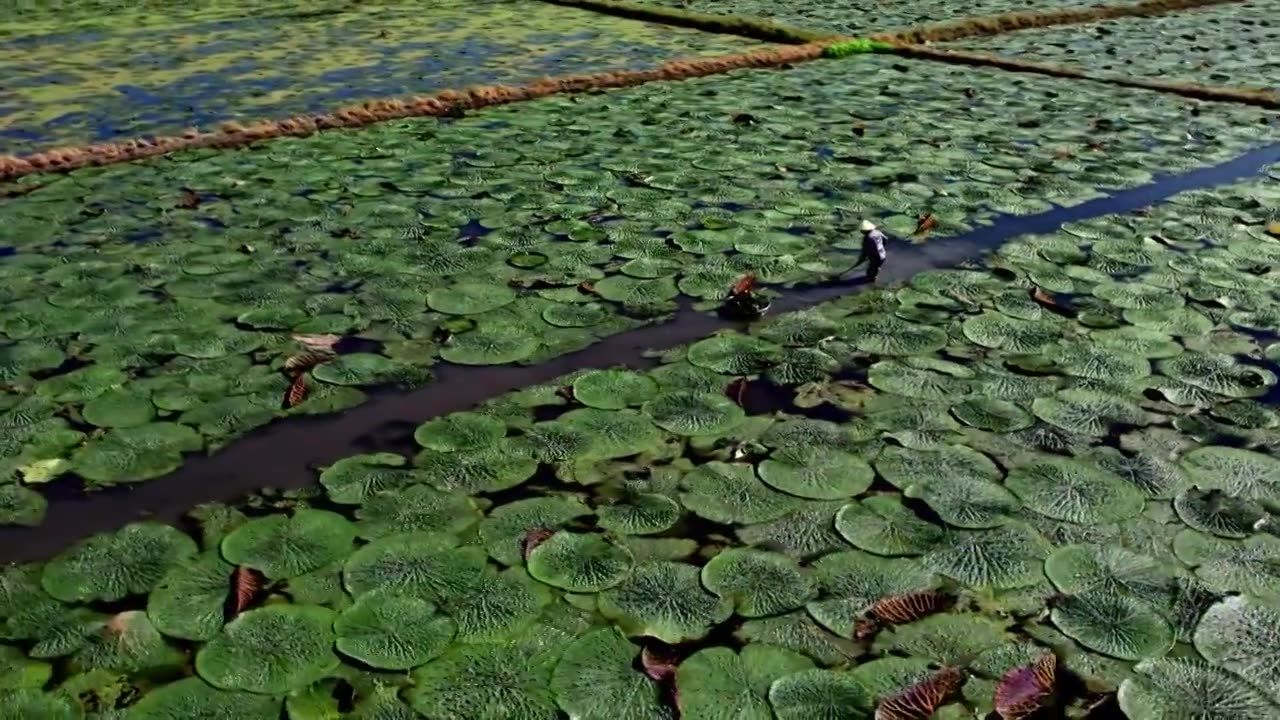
[855,220,888,283]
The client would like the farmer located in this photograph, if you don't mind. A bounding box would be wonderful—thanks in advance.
[855,220,888,282]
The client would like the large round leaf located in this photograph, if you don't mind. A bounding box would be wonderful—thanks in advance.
[527,531,635,592]
[643,391,745,437]
[757,448,873,501]
[355,484,482,541]
[1005,456,1143,524]
[127,677,283,720]
[220,509,356,580]
[343,532,487,599]
[1050,592,1174,661]
[550,627,671,720]
[1118,659,1280,720]
[767,669,874,720]
[923,523,1048,590]
[427,283,517,315]
[701,548,814,617]
[835,496,943,557]
[572,369,659,410]
[676,644,815,720]
[318,452,422,505]
[334,590,456,670]
[679,461,802,525]
[1043,544,1173,604]
[407,633,561,720]
[479,496,593,566]
[1193,595,1280,704]
[146,551,233,641]
[413,411,506,452]
[42,522,197,603]
[1179,446,1280,504]
[598,561,733,644]
[195,604,340,694]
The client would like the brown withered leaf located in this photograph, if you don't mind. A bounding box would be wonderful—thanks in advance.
[229,566,262,619]
[285,374,309,408]
[284,352,331,375]
[995,654,1059,720]
[875,667,966,720]
[730,273,756,297]
[725,377,748,407]
[577,281,598,296]
[867,590,950,626]
[914,213,936,236]
[640,645,679,683]
[521,528,556,560]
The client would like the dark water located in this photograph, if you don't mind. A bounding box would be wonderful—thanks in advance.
[1,141,1278,564]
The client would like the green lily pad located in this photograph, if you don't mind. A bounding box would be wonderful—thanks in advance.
[676,644,815,720]
[701,548,814,617]
[1005,455,1144,524]
[550,627,671,720]
[81,389,156,428]
[835,496,944,557]
[196,604,339,694]
[757,448,874,501]
[41,522,197,603]
[598,561,733,644]
[334,590,456,670]
[427,283,517,315]
[767,669,874,720]
[527,531,635,592]
[123,677,283,720]
[1193,595,1280,704]
[572,369,659,410]
[220,509,356,580]
[1119,659,1280,720]
[146,551,233,642]
[414,411,507,452]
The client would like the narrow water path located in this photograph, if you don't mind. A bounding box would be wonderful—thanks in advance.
[3,141,1277,564]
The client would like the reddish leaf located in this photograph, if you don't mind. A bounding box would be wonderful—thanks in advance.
[725,377,748,406]
[875,667,966,720]
[867,590,950,626]
[730,273,757,296]
[285,374,309,408]
[640,646,679,683]
[995,654,1058,720]
[292,333,341,352]
[854,616,881,641]
[521,528,555,560]
[284,352,330,375]
[230,566,262,618]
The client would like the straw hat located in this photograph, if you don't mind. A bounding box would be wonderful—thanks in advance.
[859,220,876,232]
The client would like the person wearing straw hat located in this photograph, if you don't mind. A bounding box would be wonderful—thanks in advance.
[854,219,888,283]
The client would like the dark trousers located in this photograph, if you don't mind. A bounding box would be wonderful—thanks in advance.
[867,254,884,281]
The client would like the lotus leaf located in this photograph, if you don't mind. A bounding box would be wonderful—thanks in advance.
[558,408,666,459]
[875,611,1008,665]
[1050,342,1150,382]
[71,422,203,485]
[1179,446,1280,504]
[676,644,815,720]
[196,604,339,694]
[427,283,516,315]
[867,359,971,400]
[680,461,802,525]
[643,391,745,437]
[1174,488,1267,539]
[313,353,420,386]
[479,496,592,566]
[1174,531,1280,600]
[924,523,1048,590]
[413,412,507,452]
[701,548,814,617]
[572,369,659,410]
[550,627,671,720]
[41,522,197,603]
[407,631,562,720]
[950,398,1033,432]
[1119,659,1280,720]
[1031,389,1147,436]
[736,501,847,561]
[319,452,422,505]
[81,389,156,428]
[334,590,456,670]
[351,685,419,720]
[36,364,127,403]
[1005,455,1143,524]
[1050,592,1174,660]
[1043,544,1173,605]
[835,496,943,556]
[146,551,232,641]
[807,550,940,638]
[128,676,283,719]
[0,688,85,720]
[848,657,935,701]
[597,493,680,535]
[438,320,541,365]
[70,609,183,674]
[1159,353,1276,398]
[413,440,538,494]
[0,483,45,527]
[1194,595,1280,704]
[542,302,609,328]
[961,312,1058,353]
[221,509,355,580]
[343,532,485,599]
[757,448,873,501]
[686,334,781,375]
[598,561,732,644]
[767,669,873,720]
[441,569,544,641]
[593,276,678,306]
[527,531,635,592]
[0,645,50,690]
[1089,446,1190,499]
[355,484,481,540]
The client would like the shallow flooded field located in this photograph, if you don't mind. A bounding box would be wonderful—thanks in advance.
[2,1,1279,718]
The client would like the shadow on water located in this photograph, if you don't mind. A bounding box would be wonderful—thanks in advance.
[2,143,1278,564]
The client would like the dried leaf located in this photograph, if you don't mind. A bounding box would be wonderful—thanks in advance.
[995,654,1058,720]
[914,213,936,235]
[521,528,555,560]
[292,333,342,352]
[876,667,966,720]
[868,590,950,625]
[285,374,309,408]
[578,281,598,296]
[284,352,331,374]
[229,566,262,618]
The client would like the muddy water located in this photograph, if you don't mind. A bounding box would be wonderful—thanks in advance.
[2,142,1278,564]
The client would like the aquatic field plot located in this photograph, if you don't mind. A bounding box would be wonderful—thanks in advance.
[0,0,761,154]
[945,0,1280,91]
[628,0,1146,37]
[2,57,1275,512]
[4,170,1280,718]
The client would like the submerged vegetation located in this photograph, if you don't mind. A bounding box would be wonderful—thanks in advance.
[3,174,1280,716]
[3,0,1280,718]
